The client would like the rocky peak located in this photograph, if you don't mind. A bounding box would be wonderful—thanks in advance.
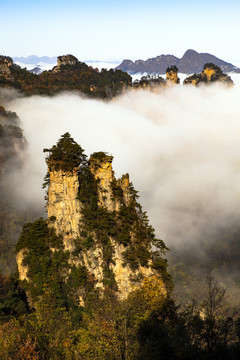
[57,54,78,67]
[184,63,234,86]
[47,166,82,251]
[0,55,13,81]
[166,65,180,84]
[16,134,169,306]
[181,49,198,60]
[203,65,217,81]
[0,55,13,67]
[52,54,79,73]
[89,152,131,212]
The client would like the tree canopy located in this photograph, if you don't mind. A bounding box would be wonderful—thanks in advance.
[43,132,87,171]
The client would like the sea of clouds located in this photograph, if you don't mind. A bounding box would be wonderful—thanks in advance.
[1,77,240,254]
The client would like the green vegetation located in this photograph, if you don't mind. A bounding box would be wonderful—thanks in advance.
[2,271,240,359]
[166,65,179,73]
[43,132,87,172]
[77,160,169,287]
[0,273,29,323]
[133,74,166,88]
[15,217,92,311]
[0,61,132,99]
[90,151,109,161]
[2,133,240,359]
[44,136,170,289]
[183,63,233,86]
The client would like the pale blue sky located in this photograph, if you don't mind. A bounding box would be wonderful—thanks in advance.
[1,0,239,64]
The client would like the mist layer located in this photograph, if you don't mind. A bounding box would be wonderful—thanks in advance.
[3,81,240,252]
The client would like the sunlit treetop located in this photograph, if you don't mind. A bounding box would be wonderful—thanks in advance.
[43,132,87,171]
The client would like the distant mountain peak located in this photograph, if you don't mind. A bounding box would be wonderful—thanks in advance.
[183,49,198,56]
[116,50,240,75]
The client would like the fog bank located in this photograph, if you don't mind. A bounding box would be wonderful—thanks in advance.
[3,80,240,251]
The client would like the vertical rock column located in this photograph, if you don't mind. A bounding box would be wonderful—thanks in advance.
[89,154,131,211]
[166,65,180,84]
[47,165,82,251]
[89,155,117,211]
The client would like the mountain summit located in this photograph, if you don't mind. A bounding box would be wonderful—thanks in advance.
[116,49,240,75]
[16,133,170,307]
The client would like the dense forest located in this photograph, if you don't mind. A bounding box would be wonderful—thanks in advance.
[0,58,132,98]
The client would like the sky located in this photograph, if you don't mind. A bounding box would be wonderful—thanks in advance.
[1,0,240,64]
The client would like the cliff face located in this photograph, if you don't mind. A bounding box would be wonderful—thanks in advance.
[89,155,130,211]
[52,54,80,73]
[0,106,26,174]
[47,152,160,300]
[184,63,234,86]
[57,55,78,67]
[47,166,82,251]
[166,66,180,85]
[16,134,169,306]
[0,56,13,81]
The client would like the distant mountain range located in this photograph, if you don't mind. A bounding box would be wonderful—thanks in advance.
[115,49,240,75]
[12,56,120,73]
[13,55,57,65]
[11,51,240,76]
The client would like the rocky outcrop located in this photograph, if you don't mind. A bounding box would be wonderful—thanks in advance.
[47,165,82,251]
[0,56,13,81]
[116,49,240,75]
[46,152,156,300]
[0,106,25,175]
[133,75,166,90]
[57,55,78,67]
[16,249,29,281]
[52,54,79,73]
[183,63,234,86]
[166,66,180,84]
[89,153,130,212]
[16,134,168,305]
[0,56,13,67]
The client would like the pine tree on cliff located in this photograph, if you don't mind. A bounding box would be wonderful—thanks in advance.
[43,132,87,171]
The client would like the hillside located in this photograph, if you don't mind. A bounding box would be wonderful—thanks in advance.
[0,54,132,99]
[116,49,240,75]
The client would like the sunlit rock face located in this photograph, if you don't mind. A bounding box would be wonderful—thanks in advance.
[16,135,168,306]
[0,56,13,81]
[57,55,78,67]
[52,54,79,73]
[47,166,82,251]
[203,66,216,81]
[45,153,161,300]
[166,65,180,85]
[47,153,163,303]
[184,63,234,86]
[89,154,130,212]
[16,249,29,282]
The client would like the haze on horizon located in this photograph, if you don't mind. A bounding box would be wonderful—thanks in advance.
[1,0,239,66]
